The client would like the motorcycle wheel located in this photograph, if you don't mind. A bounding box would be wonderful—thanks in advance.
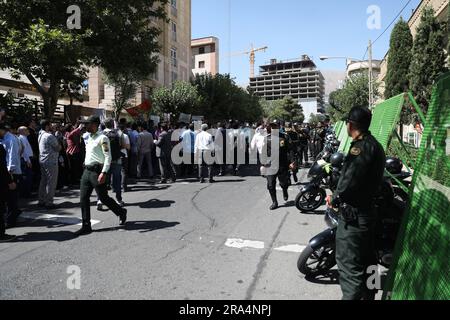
[297,244,337,277]
[295,188,327,212]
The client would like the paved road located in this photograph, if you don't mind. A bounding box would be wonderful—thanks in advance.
[0,168,342,300]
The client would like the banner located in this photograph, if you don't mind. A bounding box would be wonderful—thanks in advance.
[125,100,152,118]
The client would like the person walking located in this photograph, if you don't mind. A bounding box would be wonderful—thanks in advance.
[327,107,385,300]
[38,120,61,209]
[75,116,127,237]
[195,124,214,184]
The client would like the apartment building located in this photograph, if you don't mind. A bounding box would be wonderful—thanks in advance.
[191,37,219,76]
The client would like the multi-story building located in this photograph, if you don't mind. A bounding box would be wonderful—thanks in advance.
[1,0,192,119]
[191,37,220,76]
[249,55,325,121]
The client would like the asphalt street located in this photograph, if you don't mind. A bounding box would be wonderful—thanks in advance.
[0,168,343,300]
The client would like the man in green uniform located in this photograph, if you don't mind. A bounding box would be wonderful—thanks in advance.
[75,116,128,237]
[327,107,386,300]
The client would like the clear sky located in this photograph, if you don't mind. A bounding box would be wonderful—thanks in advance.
[192,0,422,86]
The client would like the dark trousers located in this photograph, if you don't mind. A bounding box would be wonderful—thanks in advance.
[266,168,289,192]
[128,152,138,178]
[198,150,213,180]
[20,159,33,197]
[336,215,377,300]
[6,174,21,224]
[121,157,128,191]
[298,144,309,165]
[180,153,195,177]
[80,168,124,226]
[0,199,5,236]
[68,153,82,185]
[158,157,176,181]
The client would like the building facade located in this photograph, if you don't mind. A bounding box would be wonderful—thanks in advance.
[191,37,219,76]
[249,55,325,122]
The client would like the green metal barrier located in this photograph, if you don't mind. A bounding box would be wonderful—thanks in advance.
[384,72,450,300]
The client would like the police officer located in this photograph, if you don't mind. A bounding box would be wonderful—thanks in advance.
[326,107,385,300]
[263,121,292,210]
[75,116,128,236]
[285,122,300,183]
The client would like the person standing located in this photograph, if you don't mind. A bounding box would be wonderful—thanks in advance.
[0,123,23,227]
[179,123,196,177]
[297,124,310,168]
[195,124,214,184]
[38,120,61,209]
[75,116,127,236]
[102,118,126,207]
[0,138,16,242]
[128,123,139,179]
[155,123,176,184]
[327,107,385,300]
[118,123,131,193]
[137,123,154,180]
[215,122,228,176]
[18,126,34,198]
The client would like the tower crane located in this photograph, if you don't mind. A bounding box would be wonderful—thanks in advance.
[230,44,268,78]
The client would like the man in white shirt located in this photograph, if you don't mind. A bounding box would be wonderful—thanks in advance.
[194,124,214,183]
[18,126,34,198]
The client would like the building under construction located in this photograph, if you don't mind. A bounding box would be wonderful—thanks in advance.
[249,55,326,117]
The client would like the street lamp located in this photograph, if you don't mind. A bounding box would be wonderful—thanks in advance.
[320,40,375,109]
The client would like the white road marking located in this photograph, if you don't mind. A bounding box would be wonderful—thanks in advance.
[225,238,265,250]
[20,212,101,226]
[274,244,307,253]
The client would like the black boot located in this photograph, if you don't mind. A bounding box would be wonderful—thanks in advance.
[269,190,278,210]
[74,223,92,237]
[283,188,289,202]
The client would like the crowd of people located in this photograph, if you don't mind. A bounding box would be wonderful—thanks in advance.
[0,105,332,241]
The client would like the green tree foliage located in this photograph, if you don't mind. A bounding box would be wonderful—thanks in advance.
[191,73,263,123]
[0,0,167,119]
[261,96,304,123]
[409,7,448,120]
[385,18,413,99]
[151,81,201,120]
[327,72,379,122]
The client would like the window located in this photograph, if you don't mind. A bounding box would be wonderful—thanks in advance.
[171,22,177,42]
[171,71,178,83]
[199,47,205,54]
[170,0,177,16]
[171,0,177,8]
[170,48,177,67]
[198,61,205,69]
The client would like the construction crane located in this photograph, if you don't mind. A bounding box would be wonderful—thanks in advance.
[230,44,268,78]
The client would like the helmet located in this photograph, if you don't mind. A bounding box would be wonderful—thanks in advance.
[385,157,403,174]
[330,152,345,169]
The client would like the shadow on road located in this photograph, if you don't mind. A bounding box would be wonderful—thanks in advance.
[305,270,340,285]
[95,220,180,234]
[126,185,171,193]
[126,199,176,209]
[11,231,76,243]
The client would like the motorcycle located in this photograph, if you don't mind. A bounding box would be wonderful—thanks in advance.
[297,173,409,278]
[315,134,340,163]
[295,153,343,213]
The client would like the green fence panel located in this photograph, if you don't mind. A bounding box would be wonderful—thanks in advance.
[338,94,404,154]
[384,72,450,300]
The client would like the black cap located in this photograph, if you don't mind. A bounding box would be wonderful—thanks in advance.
[343,107,372,130]
[80,115,101,125]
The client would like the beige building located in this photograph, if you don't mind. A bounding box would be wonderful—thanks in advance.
[191,37,220,76]
[377,0,449,97]
[346,59,381,79]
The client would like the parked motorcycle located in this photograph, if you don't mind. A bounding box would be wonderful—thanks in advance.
[297,172,409,278]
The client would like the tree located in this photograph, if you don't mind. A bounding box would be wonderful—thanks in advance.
[151,81,201,120]
[192,73,263,123]
[447,3,450,58]
[409,6,448,120]
[385,18,413,99]
[0,0,167,119]
[280,96,305,123]
[327,72,379,122]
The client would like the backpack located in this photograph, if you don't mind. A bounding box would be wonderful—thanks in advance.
[104,129,123,161]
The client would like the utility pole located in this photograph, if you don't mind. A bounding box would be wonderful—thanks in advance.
[368,39,374,109]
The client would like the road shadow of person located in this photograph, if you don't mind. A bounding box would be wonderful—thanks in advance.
[126,185,171,193]
[126,199,176,209]
[94,220,180,234]
[305,269,340,285]
[10,231,77,243]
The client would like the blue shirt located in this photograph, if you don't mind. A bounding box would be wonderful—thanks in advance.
[0,132,22,175]
[129,130,139,154]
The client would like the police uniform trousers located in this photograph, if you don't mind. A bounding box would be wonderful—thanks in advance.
[80,166,124,226]
[266,166,289,192]
[336,212,378,300]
